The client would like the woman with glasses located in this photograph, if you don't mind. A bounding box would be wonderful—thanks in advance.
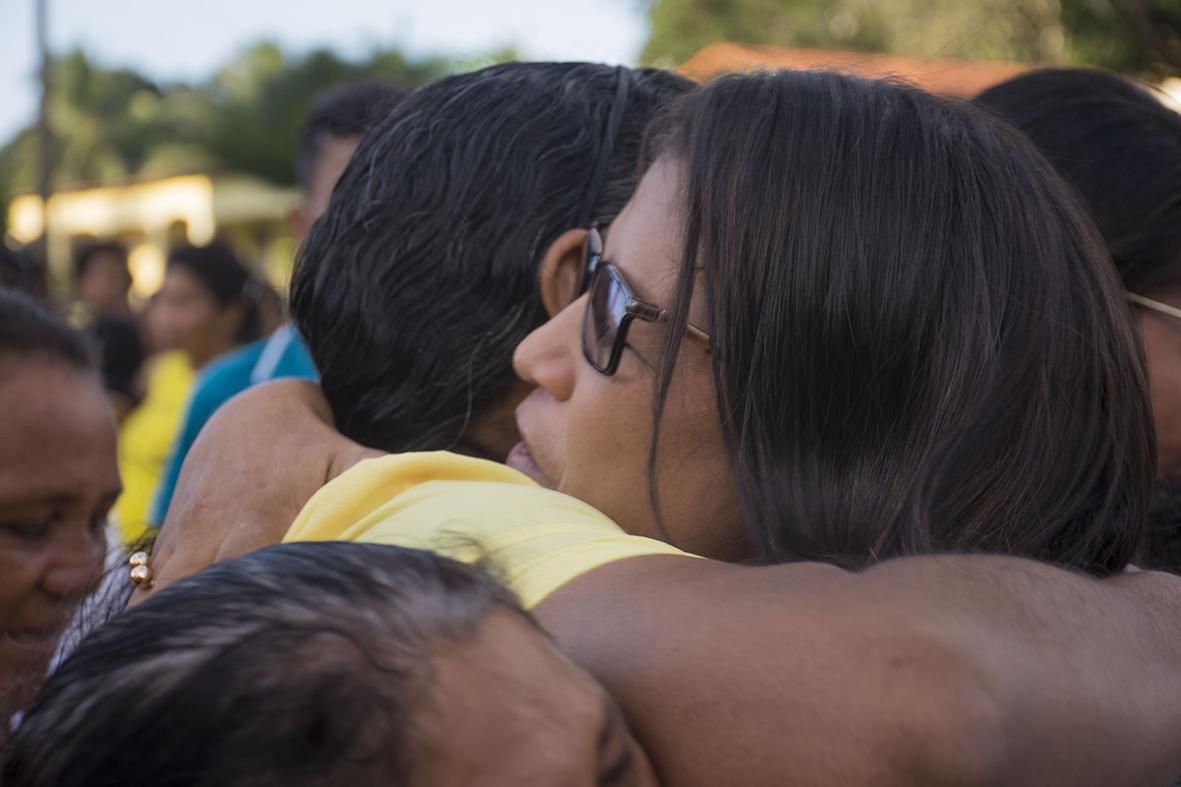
[125,70,1181,784]
[975,68,1181,570]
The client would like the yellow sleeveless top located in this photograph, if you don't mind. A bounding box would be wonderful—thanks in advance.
[113,350,194,544]
[284,452,695,607]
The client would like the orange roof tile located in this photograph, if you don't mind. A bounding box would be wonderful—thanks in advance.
[679,41,1035,97]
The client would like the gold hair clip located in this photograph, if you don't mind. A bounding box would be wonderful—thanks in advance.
[128,551,154,590]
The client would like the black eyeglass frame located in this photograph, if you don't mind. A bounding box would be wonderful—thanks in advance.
[580,227,710,376]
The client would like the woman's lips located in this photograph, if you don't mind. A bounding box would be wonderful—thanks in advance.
[506,441,557,488]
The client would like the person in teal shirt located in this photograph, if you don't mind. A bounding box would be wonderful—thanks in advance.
[150,79,408,525]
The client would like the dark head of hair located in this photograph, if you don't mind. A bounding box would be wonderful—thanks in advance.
[291,62,693,454]
[975,68,1181,294]
[648,70,1153,576]
[72,241,130,285]
[0,244,48,300]
[167,241,261,343]
[295,79,411,192]
[0,289,97,379]
[0,543,530,787]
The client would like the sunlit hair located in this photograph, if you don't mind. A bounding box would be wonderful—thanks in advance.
[291,62,692,456]
[1,543,531,787]
[647,70,1153,575]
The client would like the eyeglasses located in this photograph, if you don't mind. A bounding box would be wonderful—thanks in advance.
[1127,292,1181,323]
[580,227,710,376]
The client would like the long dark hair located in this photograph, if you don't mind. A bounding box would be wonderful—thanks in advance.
[291,62,692,456]
[975,68,1181,572]
[649,70,1153,575]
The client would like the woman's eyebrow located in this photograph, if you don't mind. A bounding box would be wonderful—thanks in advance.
[596,695,635,786]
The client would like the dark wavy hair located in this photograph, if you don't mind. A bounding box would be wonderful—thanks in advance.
[0,543,530,787]
[290,62,692,455]
[647,70,1153,576]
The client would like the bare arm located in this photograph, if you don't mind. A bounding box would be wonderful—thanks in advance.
[538,554,1181,787]
[130,379,369,605]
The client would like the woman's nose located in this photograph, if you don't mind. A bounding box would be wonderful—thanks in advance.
[513,296,583,402]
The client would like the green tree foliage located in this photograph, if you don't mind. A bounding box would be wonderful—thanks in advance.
[641,0,1181,77]
[189,42,451,185]
[0,41,460,232]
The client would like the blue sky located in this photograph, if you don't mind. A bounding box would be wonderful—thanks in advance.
[0,0,649,145]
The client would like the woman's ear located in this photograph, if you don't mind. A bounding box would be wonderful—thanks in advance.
[537,228,588,319]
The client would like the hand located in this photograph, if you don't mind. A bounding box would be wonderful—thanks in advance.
[129,379,374,605]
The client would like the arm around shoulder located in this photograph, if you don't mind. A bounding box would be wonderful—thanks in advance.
[537,553,1181,787]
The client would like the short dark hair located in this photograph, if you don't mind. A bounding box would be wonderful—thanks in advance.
[975,68,1181,294]
[291,62,692,454]
[0,244,47,300]
[648,70,1152,576]
[0,289,97,379]
[167,241,260,343]
[72,241,130,284]
[0,543,531,787]
[295,79,411,192]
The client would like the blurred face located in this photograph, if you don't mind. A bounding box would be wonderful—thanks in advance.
[417,609,657,786]
[77,252,131,315]
[0,361,117,703]
[292,134,361,241]
[155,266,238,368]
[511,159,745,560]
[1139,284,1181,482]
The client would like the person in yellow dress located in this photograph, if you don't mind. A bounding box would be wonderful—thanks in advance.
[111,349,192,543]
[113,242,259,542]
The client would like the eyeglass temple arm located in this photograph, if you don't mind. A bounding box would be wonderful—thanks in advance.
[631,302,712,352]
[1127,292,1181,321]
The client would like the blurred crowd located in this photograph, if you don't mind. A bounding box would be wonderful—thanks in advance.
[0,58,1180,786]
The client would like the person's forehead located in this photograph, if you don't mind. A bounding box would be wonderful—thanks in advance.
[604,159,685,304]
[415,610,607,784]
[0,366,118,505]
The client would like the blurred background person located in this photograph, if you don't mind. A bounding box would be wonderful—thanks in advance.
[70,241,145,421]
[149,79,407,527]
[976,68,1181,571]
[113,241,259,544]
[0,291,117,731]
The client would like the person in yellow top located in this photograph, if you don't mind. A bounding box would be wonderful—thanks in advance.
[113,242,261,543]
[112,349,192,543]
[286,451,693,608]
